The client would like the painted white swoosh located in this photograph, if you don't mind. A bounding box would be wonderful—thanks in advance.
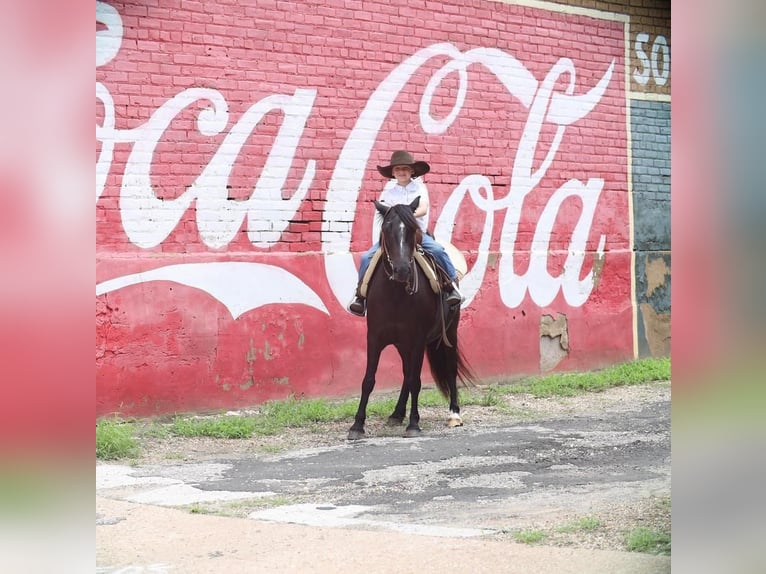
[546,60,615,125]
[96,262,329,319]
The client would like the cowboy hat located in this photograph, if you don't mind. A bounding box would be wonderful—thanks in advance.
[376,150,430,179]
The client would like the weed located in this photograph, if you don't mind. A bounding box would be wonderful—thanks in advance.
[500,357,670,398]
[625,527,671,555]
[96,419,140,460]
[135,421,170,439]
[513,529,548,544]
[170,416,257,439]
[108,357,669,450]
[558,516,602,533]
[414,389,448,407]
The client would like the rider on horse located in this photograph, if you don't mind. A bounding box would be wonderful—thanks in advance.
[348,150,464,316]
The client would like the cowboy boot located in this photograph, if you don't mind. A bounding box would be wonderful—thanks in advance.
[445,281,464,306]
[347,286,366,316]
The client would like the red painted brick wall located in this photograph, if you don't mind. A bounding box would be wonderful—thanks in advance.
[96,0,664,417]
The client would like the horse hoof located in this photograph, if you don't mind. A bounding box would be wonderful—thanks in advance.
[387,416,404,426]
[347,429,365,440]
[446,414,463,428]
[403,427,421,438]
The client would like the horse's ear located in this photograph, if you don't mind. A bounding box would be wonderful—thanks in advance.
[409,196,420,212]
[374,200,389,216]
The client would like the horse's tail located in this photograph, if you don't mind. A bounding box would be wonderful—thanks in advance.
[426,335,477,398]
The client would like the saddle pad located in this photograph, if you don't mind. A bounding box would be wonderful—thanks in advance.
[413,251,442,294]
[359,248,383,298]
[442,240,467,280]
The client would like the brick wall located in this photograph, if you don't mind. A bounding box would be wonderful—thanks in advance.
[97,0,670,417]
[516,0,672,357]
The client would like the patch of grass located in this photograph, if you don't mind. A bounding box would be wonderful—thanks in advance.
[557,516,602,533]
[183,496,297,519]
[259,396,345,426]
[242,495,294,510]
[499,357,670,398]
[96,419,140,460]
[513,529,548,544]
[168,395,379,439]
[624,526,671,555]
[477,386,503,407]
[170,416,258,439]
[363,397,399,418]
[135,421,170,439]
[119,358,668,445]
[414,388,449,407]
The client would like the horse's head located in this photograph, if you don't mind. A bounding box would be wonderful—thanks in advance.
[375,197,422,284]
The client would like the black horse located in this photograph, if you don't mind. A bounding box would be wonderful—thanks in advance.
[348,198,474,440]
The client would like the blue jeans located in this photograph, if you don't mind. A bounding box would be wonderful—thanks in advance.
[358,234,457,283]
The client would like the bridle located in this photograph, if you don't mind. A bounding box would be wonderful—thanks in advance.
[379,207,419,295]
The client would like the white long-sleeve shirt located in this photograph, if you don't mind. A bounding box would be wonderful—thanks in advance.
[378,179,429,233]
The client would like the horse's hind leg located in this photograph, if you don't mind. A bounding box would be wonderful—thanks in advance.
[444,345,463,428]
[446,376,463,428]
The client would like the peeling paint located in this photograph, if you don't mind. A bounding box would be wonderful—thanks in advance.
[297,332,305,349]
[639,303,670,357]
[591,252,605,291]
[540,313,569,350]
[246,339,256,364]
[644,256,670,298]
[244,339,257,389]
[262,340,273,360]
[539,313,569,372]
[272,377,289,386]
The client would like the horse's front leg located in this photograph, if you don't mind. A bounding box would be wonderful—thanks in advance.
[387,383,408,426]
[348,347,383,440]
[403,349,426,438]
[387,352,409,425]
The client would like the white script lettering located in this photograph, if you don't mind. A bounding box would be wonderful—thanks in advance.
[97,3,618,313]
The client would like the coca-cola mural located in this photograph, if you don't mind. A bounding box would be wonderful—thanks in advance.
[96,0,634,416]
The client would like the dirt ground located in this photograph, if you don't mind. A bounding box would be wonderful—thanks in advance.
[122,380,671,554]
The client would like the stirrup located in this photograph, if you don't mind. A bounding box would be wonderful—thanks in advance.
[445,282,464,305]
[348,296,366,316]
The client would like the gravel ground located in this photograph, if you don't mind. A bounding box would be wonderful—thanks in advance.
[126,380,671,554]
